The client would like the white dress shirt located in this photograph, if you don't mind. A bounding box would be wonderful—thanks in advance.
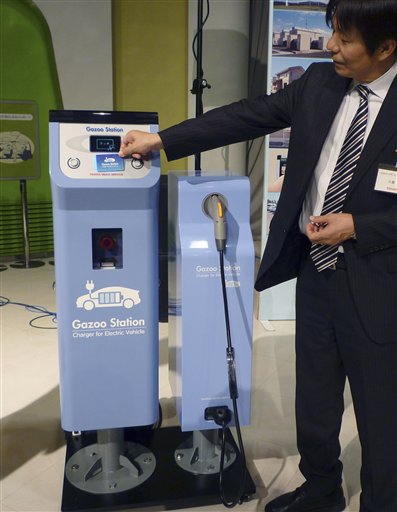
[299,60,397,234]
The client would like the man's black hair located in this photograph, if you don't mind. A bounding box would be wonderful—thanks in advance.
[326,0,397,55]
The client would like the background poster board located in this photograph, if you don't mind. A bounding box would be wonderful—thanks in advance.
[0,100,40,181]
[259,0,331,322]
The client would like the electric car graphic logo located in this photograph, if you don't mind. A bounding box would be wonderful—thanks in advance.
[76,280,141,311]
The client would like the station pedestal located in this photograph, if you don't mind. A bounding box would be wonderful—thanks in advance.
[61,426,256,511]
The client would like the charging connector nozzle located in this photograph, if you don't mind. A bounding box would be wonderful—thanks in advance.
[203,194,227,251]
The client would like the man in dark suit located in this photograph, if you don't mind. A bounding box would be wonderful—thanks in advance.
[119,1,397,510]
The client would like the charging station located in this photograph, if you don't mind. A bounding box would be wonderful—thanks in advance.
[168,171,254,431]
[168,171,256,483]
[50,110,161,508]
[50,111,256,511]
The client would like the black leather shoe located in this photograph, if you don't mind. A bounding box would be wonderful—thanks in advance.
[264,485,346,512]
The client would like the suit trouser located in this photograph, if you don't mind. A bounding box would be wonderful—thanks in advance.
[295,255,397,512]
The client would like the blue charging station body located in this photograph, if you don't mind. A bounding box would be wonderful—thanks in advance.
[50,111,160,432]
[168,171,255,432]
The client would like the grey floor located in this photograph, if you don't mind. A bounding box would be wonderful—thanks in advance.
[1,260,361,511]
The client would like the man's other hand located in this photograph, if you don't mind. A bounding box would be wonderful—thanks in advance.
[306,213,356,246]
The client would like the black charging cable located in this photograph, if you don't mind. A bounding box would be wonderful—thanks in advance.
[217,250,247,508]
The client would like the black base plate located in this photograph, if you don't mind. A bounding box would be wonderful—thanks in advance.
[61,426,256,511]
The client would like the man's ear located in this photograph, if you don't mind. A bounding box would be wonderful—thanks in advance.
[377,38,397,60]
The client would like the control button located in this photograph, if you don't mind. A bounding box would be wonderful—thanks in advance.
[67,157,80,169]
[131,158,144,170]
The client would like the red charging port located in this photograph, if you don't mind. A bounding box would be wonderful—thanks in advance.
[99,235,115,250]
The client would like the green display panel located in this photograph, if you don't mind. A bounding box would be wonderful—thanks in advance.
[0,100,40,180]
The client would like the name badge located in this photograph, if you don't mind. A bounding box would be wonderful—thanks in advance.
[374,164,397,194]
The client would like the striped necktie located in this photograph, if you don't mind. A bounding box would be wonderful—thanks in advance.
[311,84,370,272]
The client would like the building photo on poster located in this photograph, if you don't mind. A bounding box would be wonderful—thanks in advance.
[261,0,332,320]
[267,0,332,220]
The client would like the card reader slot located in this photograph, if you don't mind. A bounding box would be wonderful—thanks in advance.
[92,228,123,269]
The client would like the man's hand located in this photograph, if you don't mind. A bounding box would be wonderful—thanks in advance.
[118,130,164,159]
[306,213,356,246]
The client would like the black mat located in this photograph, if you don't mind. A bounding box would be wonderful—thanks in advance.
[61,426,256,511]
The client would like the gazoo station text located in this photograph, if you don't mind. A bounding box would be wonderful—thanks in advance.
[72,317,145,330]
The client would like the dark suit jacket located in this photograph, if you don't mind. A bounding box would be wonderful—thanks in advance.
[160,63,397,344]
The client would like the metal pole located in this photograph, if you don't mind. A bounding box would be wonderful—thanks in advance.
[20,179,30,268]
[10,179,45,268]
[194,0,204,173]
[192,429,217,460]
[97,428,124,473]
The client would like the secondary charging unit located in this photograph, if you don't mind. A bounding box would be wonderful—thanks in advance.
[168,171,256,505]
[50,110,161,510]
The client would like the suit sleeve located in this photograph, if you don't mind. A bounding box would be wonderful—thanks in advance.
[158,66,311,161]
[354,205,397,254]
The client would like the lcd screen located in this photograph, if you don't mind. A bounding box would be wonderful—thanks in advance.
[90,135,121,153]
